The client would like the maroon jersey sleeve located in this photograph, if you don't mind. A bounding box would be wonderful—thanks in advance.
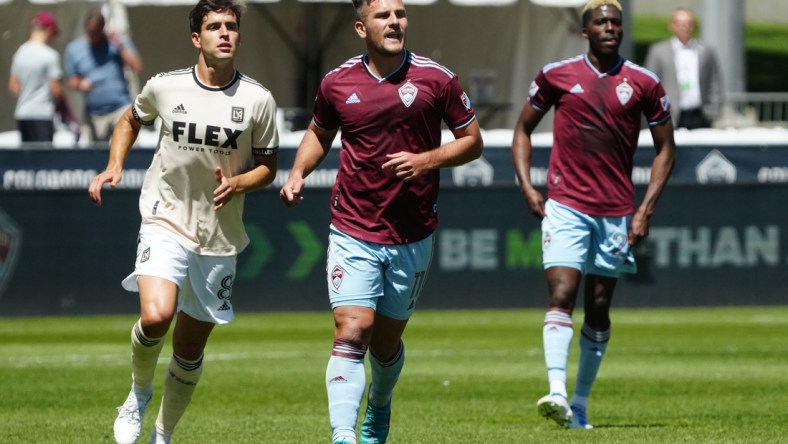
[527,69,559,113]
[440,76,476,130]
[312,76,340,130]
[642,79,672,126]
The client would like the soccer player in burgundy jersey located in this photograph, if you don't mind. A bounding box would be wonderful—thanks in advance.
[511,0,675,430]
[280,0,483,442]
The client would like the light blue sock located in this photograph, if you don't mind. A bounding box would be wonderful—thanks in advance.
[572,323,610,407]
[326,340,367,442]
[543,309,574,397]
[368,341,405,407]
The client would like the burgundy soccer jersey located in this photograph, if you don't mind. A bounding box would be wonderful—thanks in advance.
[528,55,671,216]
[313,50,476,245]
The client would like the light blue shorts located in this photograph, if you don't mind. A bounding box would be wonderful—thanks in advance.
[542,200,637,277]
[121,224,237,324]
[326,225,434,321]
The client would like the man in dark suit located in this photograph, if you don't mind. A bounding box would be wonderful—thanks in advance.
[645,7,723,129]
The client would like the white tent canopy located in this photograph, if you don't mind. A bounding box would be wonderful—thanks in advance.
[0,0,588,133]
[0,0,580,5]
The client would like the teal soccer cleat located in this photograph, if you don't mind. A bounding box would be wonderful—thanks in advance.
[359,400,391,444]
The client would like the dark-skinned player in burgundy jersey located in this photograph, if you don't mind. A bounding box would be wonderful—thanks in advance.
[511,0,676,431]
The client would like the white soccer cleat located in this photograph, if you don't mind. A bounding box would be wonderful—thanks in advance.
[569,404,594,429]
[536,393,572,428]
[114,385,153,444]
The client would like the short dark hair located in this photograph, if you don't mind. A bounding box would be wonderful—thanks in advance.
[351,0,369,20]
[84,8,105,27]
[189,0,245,33]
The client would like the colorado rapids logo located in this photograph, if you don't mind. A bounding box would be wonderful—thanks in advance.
[398,81,418,108]
[616,79,633,106]
[331,265,345,290]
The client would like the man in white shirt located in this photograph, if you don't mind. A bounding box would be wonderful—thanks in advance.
[8,12,67,143]
[645,8,723,129]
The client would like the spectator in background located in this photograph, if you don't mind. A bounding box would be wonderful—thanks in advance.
[65,8,143,143]
[8,12,72,144]
[645,7,723,129]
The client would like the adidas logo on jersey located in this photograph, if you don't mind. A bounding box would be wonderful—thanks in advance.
[172,104,187,114]
[345,93,360,104]
[569,84,585,94]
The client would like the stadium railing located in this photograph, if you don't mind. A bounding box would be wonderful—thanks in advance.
[720,91,788,128]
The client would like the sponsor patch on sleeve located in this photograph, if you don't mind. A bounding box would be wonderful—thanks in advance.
[252,146,279,156]
[528,81,539,98]
[660,95,671,112]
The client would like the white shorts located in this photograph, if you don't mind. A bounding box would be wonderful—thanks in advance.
[542,200,637,277]
[326,225,433,321]
[121,224,237,324]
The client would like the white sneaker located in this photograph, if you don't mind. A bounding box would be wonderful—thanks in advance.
[536,393,572,428]
[114,385,153,444]
[149,429,171,444]
[569,404,593,429]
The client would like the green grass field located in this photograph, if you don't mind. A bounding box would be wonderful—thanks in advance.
[1,307,787,443]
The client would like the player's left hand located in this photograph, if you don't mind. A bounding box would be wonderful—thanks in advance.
[382,151,427,181]
[629,212,650,245]
[88,169,123,207]
[213,166,235,210]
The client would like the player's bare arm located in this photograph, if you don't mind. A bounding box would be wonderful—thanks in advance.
[511,102,547,218]
[630,119,676,245]
[382,120,483,181]
[280,122,337,207]
[88,107,141,206]
[8,73,20,96]
[213,154,278,211]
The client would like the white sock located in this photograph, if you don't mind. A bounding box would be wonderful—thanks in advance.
[326,339,367,443]
[130,319,164,390]
[155,354,203,436]
[543,308,574,398]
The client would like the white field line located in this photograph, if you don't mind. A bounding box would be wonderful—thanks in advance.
[0,348,541,369]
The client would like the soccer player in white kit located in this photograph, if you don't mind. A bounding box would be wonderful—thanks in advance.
[280,1,483,443]
[88,1,279,443]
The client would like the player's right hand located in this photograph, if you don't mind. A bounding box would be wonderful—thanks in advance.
[523,188,545,219]
[88,170,122,206]
[279,178,305,208]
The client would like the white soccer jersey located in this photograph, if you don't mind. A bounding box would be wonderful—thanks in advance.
[132,66,279,255]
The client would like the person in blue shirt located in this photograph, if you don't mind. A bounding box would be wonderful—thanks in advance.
[65,8,143,143]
